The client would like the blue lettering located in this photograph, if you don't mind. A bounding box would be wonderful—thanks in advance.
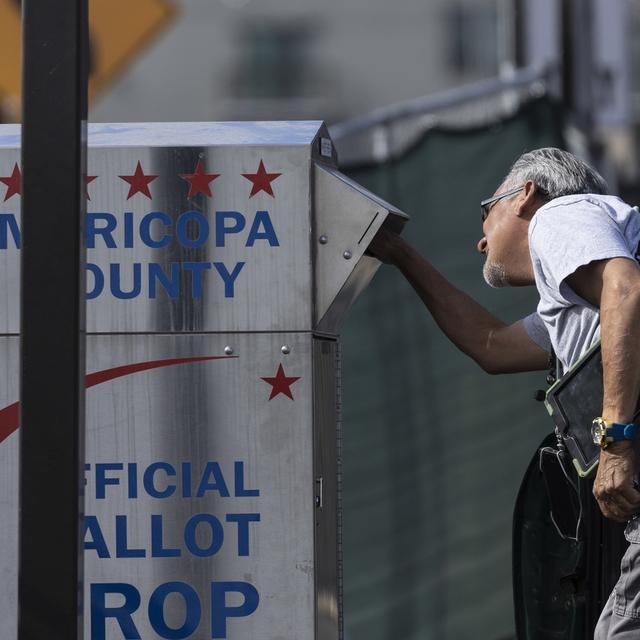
[181,462,192,498]
[96,462,124,500]
[128,463,138,499]
[148,582,201,639]
[86,213,117,249]
[211,582,259,639]
[91,583,141,640]
[144,462,177,499]
[110,263,142,299]
[149,262,180,299]
[184,514,224,557]
[91,580,260,640]
[123,211,134,248]
[140,212,172,248]
[234,461,259,497]
[196,462,230,498]
[213,262,245,298]
[84,515,110,559]
[183,262,211,298]
[151,515,181,558]
[115,515,146,558]
[225,513,260,556]
[86,263,104,300]
[95,462,123,499]
[215,211,245,247]
[246,210,279,247]
[0,213,20,249]
[176,211,209,248]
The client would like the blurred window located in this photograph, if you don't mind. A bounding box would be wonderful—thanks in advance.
[234,23,312,99]
[446,2,499,75]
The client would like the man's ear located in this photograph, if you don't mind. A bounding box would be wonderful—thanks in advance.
[515,180,540,219]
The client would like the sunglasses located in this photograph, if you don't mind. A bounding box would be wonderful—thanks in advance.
[480,186,525,222]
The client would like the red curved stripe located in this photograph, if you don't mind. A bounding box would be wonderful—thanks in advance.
[0,402,19,445]
[0,355,236,445]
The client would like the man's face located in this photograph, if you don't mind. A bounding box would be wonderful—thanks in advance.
[477,185,528,287]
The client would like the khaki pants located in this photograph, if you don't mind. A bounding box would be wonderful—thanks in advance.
[595,519,640,639]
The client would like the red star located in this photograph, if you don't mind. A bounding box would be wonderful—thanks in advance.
[261,364,301,401]
[242,160,281,198]
[0,163,21,201]
[179,160,220,198]
[119,161,158,200]
[84,175,98,201]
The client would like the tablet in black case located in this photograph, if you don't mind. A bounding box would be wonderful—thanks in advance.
[545,342,604,477]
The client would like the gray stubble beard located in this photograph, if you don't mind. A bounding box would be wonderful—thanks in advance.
[483,259,509,288]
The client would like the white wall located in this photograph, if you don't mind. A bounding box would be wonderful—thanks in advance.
[90,0,504,124]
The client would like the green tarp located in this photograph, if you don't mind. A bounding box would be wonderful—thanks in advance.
[340,97,565,640]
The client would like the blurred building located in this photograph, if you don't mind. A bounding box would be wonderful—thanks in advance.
[3,2,640,639]
[87,0,640,189]
[90,0,516,124]
[517,0,639,194]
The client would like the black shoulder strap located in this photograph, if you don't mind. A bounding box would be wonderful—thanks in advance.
[546,349,557,386]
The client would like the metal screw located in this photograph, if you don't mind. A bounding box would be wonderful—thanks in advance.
[281,345,291,355]
[343,250,352,260]
[319,235,328,245]
[224,346,234,355]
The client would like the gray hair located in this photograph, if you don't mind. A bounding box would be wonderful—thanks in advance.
[501,147,608,199]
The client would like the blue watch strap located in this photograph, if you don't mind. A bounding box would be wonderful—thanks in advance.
[606,422,638,442]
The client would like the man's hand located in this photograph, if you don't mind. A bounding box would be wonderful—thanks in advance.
[593,441,640,521]
[367,227,406,265]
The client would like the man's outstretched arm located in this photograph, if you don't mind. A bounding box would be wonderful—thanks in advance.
[369,229,549,374]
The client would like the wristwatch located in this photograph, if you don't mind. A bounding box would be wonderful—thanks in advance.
[591,417,638,450]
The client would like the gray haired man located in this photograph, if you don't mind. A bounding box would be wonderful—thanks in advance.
[369,147,640,638]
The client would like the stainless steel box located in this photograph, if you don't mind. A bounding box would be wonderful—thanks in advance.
[0,122,406,639]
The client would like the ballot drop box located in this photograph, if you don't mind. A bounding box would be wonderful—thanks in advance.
[0,122,406,639]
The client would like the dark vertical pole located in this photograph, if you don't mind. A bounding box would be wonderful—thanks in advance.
[513,0,525,68]
[18,1,88,638]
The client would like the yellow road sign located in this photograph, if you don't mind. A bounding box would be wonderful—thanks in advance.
[0,0,176,117]
[0,1,21,115]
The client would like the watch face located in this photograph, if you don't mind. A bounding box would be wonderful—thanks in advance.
[592,420,605,445]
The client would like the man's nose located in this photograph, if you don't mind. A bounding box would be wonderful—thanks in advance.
[477,237,487,254]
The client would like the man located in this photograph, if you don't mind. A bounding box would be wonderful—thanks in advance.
[368,147,640,638]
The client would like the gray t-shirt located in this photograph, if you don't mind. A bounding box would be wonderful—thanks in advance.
[522,194,640,372]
